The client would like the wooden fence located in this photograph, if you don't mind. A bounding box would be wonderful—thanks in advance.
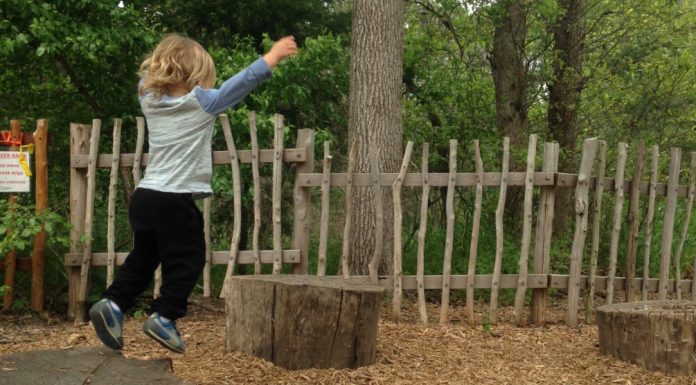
[66,113,696,327]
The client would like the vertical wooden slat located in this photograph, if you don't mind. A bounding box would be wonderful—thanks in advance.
[585,140,607,323]
[440,139,457,326]
[317,141,333,276]
[132,117,145,185]
[658,147,681,300]
[392,141,414,322]
[531,142,559,326]
[203,197,212,297]
[513,134,537,326]
[566,138,598,327]
[466,140,484,325]
[642,145,659,300]
[77,119,101,321]
[30,119,49,312]
[272,114,284,275]
[625,143,646,301]
[106,119,122,287]
[292,129,315,275]
[68,123,90,320]
[368,142,384,284]
[489,137,510,325]
[606,142,628,305]
[249,112,262,275]
[3,120,22,310]
[220,114,242,298]
[416,143,430,325]
[674,152,695,300]
[341,139,358,279]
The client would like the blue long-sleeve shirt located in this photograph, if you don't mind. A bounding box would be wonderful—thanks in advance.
[137,58,271,196]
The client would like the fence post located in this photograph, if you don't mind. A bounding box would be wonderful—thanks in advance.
[658,147,681,300]
[68,123,90,320]
[30,119,49,312]
[292,129,315,275]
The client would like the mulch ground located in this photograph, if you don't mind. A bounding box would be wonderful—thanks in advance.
[1,297,694,385]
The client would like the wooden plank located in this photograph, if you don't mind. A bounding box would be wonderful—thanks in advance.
[566,138,598,327]
[531,142,559,326]
[297,171,554,187]
[220,114,243,298]
[106,119,122,287]
[625,143,646,301]
[489,137,509,325]
[77,119,101,321]
[549,274,693,293]
[513,134,537,326]
[585,140,607,323]
[658,147,681,300]
[440,140,457,326]
[30,119,49,312]
[132,117,145,185]
[341,139,357,279]
[416,143,430,326]
[272,115,284,275]
[556,173,689,198]
[370,274,548,290]
[392,141,413,322]
[466,140,484,326]
[249,112,261,275]
[68,123,90,320]
[317,141,333,276]
[606,142,628,305]
[71,148,307,168]
[203,197,212,297]
[65,250,302,266]
[642,145,659,300]
[367,142,384,284]
[3,120,22,311]
[291,130,315,275]
[676,152,695,298]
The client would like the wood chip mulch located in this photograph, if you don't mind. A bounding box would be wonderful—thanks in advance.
[1,299,694,385]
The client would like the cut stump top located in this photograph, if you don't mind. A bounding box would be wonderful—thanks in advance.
[231,275,385,293]
[598,300,696,316]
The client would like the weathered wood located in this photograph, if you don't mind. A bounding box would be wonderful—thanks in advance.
[292,129,315,275]
[597,301,696,375]
[106,119,122,287]
[30,119,49,311]
[249,112,262,274]
[531,142,559,326]
[341,139,357,279]
[392,141,413,321]
[77,119,101,321]
[272,114,284,275]
[225,275,384,370]
[132,117,145,185]
[66,250,301,266]
[3,120,22,310]
[659,147,681,300]
[676,152,695,299]
[606,142,628,305]
[625,143,646,301]
[68,123,90,320]
[585,140,607,323]
[513,134,537,326]
[643,145,659,300]
[416,143,430,326]
[317,141,332,276]
[489,137,510,325]
[220,114,242,298]
[440,140,457,326]
[566,138,598,327]
[367,143,384,284]
[466,140,484,325]
[203,197,212,297]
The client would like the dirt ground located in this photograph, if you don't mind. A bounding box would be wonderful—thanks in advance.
[1,298,694,385]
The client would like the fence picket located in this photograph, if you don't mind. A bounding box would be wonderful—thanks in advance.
[643,146,659,300]
[341,139,358,278]
[440,140,457,326]
[607,142,628,305]
[489,137,510,325]
[368,143,384,284]
[249,112,261,274]
[626,144,646,301]
[220,114,242,298]
[659,148,681,300]
[416,143,430,325]
[586,140,607,322]
[203,197,212,296]
[675,152,695,299]
[317,142,332,276]
[272,115,284,275]
[392,141,414,322]
[106,119,122,286]
[466,140,484,325]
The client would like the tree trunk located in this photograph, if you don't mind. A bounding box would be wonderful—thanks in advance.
[548,0,586,234]
[348,0,405,276]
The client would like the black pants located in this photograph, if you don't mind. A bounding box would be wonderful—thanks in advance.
[103,188,205,320]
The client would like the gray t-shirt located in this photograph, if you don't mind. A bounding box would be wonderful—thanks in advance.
[138,58,271,197]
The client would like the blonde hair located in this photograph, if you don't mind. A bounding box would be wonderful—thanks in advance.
[138,34,216,97]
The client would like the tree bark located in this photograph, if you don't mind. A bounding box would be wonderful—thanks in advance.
[348,0,405,276]
[548,0,586,233]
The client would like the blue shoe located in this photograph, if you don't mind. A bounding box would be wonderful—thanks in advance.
[143,313,185,353]
[88,299,124,350]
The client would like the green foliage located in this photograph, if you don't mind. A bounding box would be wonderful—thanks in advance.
[0,198,72,256]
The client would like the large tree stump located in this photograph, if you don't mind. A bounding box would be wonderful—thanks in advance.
[597,300,696,375]
[225,275,384,370]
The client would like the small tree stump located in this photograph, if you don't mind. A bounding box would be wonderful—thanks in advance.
[597,300,696,375]
[225,275,384,370]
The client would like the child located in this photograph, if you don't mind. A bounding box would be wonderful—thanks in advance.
[89,34,297,353]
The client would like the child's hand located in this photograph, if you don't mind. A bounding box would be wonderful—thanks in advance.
[263,36,298,69]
